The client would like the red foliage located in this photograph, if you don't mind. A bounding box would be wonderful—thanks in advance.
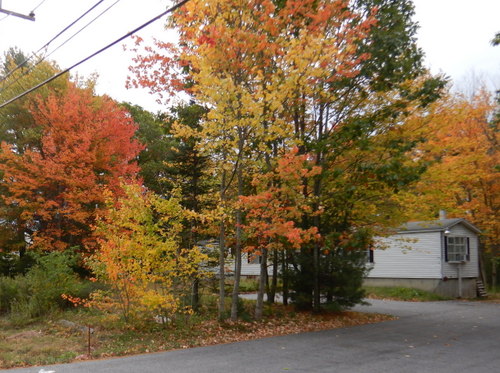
[240,148,321,253]
[0,85,143,251]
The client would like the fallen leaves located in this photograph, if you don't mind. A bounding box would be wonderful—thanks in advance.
[169,310,394,349]
[0,308,394,369]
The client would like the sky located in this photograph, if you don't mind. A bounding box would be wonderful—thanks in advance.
[0,0,499,112]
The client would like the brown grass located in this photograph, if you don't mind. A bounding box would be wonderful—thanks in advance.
[0,306,394,369]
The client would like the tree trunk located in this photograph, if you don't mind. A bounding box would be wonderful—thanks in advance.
[190,174,200,312]
[312,175,322,312]
[282,250,289,306]
[493,258,498,291]
[192,278,199,312]
[255,248,268,320]
[267,249,278,303]
[230,167,243,321]
[313,243,321,312]
[218,170,227,320]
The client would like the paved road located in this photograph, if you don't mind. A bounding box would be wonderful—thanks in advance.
[7,299,500,373]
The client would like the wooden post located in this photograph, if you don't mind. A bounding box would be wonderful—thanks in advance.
[457,264,463,298]
[87,326,91,356]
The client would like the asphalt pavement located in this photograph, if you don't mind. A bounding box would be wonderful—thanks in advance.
[6,299,500,373]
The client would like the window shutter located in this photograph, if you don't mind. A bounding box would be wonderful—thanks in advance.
[444,235,448,262]
[466,237,470,261]
[369,249,374,263]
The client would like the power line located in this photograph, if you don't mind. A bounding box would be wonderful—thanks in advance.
[36,0,106,58]
[30,0,49,13]
[0,0,190,110]
[0,0,122,94]
[44,0,122,62]
[0,0,106,85]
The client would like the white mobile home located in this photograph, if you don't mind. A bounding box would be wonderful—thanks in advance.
[365,217,481,297]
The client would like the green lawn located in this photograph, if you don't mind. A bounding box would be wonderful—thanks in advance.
[364,286,450,301]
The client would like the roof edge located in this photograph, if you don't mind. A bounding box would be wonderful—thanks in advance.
[397,218,481,234]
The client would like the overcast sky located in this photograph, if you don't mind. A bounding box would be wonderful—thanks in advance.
[1,0,499,112]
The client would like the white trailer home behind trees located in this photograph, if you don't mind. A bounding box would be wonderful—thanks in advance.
[365,215,481,298]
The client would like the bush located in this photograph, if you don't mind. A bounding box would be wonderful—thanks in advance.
[0,251,89,323]
[289,246,368,311]
[0,251,36,276]
[0,275,27,314]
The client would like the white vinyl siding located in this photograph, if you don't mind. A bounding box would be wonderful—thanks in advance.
[367,232,442,279]
[229,254,272,276]
[442,224,479,278]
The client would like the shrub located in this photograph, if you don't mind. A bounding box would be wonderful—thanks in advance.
[289,246,368,310]
[0,275,27,314]
[0,251,88,323]
[0,251,36,276]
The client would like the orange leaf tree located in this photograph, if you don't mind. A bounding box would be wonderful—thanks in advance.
[401,90,499,285]
[0,49,70,257]
[241,149,321,253]
[0,84,143,252]
[240,148,321,318]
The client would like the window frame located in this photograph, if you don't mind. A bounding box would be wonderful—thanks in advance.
[366,248,374,264]
[247,253,262,265]
[445,235,470,263]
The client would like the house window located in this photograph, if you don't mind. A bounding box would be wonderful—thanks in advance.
[366,249,374,263]
[247,254,262,265]
[445,236,470,262]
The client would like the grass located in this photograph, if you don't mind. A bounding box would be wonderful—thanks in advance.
[484,286,500,303]
[208,278,282,294]
[0,316,85,368]
[0,298,394,369]
[363,286,450,302]
[230,278,260,293]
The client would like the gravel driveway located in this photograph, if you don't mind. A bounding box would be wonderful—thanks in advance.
[8,299,500,373]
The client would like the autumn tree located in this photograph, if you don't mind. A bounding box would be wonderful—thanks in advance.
[0,49,70,258]
[129,0,445,315]
[1,47,28,76]
[279,0,445,311]
[240,148,321,318]
[130,0,378,317]
[89,183,208,323]
[401,90,499,287]
[0,84,143,253]
[125,102,213,310]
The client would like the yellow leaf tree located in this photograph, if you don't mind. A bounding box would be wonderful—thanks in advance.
[401,90,499,286]
[89,184,208,323]
[130,0,376,318]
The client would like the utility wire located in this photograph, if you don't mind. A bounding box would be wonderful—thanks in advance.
[30,0,49,13]
[0,0,122,94]
[0,0,106,85]
[44,0,122,62]
[0,0,190,109]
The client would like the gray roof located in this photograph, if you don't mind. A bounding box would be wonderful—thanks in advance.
[398,218,481,234]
